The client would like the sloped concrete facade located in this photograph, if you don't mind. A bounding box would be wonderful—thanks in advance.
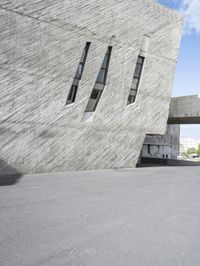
[0,0,183,174]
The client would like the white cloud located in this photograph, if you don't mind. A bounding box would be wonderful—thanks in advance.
[177,0,200,34]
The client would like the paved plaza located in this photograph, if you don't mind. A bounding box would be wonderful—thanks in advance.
[1,166,200,266]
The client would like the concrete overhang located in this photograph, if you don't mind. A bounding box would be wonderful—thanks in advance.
[168,95,200,124]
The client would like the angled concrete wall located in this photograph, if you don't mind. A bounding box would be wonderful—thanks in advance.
[168,95,200,124]
[142,125,180,159]
[0,0,183,174]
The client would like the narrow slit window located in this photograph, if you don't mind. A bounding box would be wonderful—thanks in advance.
[127,55,145,105]
[148,145,151,154]
[66,42,91,105]
[85,46,112,113]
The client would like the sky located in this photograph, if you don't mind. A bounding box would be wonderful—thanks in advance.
[157,0,200,140]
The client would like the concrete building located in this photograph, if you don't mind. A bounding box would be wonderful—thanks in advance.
[142,125,180,160]
[0,0,184,174]
[141,94,200,161]
[168,95,200,124]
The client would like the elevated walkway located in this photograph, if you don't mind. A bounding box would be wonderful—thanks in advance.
[168,95,200,124]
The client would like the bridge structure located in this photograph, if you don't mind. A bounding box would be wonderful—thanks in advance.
[141,94,200,162]
[168,95,200,124]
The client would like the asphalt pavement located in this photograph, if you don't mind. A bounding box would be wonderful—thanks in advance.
[1,166,200,266]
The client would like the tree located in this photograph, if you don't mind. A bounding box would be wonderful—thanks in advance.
[197,144,200,156]
[187,148,197,155]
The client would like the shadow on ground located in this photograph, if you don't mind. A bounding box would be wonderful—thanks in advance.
[0,159,23,186]
[138,157,200,167]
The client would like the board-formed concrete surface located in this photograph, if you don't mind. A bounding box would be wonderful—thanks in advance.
[168,95,200,124]
[0,0,183,174]
[1,167,200,266]
[142,124,180,159]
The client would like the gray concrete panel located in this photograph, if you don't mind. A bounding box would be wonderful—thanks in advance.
[168,95,200,124]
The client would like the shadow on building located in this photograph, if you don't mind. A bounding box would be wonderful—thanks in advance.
[0,159,23,186]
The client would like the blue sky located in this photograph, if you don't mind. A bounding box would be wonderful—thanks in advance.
[157,0,200,139]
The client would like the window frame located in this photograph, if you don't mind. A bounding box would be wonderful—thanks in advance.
[84,46,112,113]
[127,55,145,105]
[66,42,91,105]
